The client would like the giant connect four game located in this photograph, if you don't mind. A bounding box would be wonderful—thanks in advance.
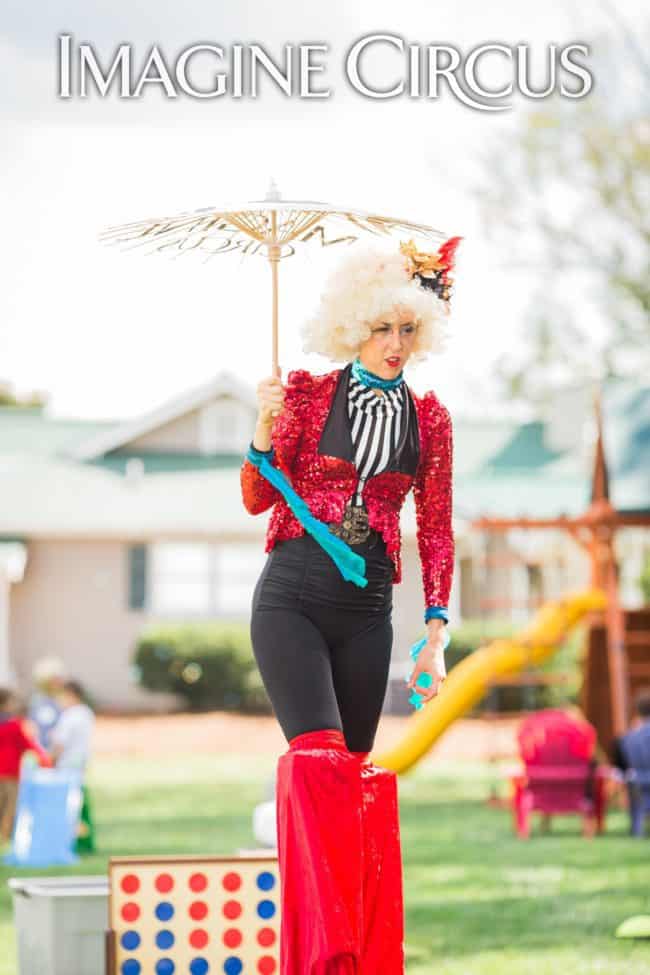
[107,854,280,975]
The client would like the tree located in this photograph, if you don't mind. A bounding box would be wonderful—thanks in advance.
[475,27,649,406]
[0,381,47,408]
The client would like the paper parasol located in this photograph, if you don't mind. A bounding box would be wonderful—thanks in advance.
[100,179,449,375]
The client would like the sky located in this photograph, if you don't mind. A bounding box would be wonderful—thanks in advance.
[1,0,644,421]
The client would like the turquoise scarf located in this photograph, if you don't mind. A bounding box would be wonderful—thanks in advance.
[246,443,368,588]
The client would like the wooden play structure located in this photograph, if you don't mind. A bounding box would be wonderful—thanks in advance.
[373,388,648,775]
[472,392,650,757]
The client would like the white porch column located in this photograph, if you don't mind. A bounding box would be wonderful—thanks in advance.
[0,567,10,684]
[0,543,27,685]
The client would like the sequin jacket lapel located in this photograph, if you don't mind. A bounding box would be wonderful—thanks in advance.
[240,367,454,608]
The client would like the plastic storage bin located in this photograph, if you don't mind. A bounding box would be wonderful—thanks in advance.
[8,875,108,975]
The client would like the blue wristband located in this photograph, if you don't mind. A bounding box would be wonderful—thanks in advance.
[247,441,275,464]
[425,605,449,625]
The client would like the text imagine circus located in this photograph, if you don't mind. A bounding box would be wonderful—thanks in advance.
[58,34,593,111]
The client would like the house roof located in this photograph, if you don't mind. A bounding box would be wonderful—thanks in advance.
[0,453,261,539]
[0,406,113,457]
[66,371,257,461]
[0,448,590,538]
[460,379,649,517]
[485,421,564,471]
[0,375,646,539]
[599,382,650,514]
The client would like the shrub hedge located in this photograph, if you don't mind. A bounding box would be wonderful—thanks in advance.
[132,615,585,714]
[132,622,272,713]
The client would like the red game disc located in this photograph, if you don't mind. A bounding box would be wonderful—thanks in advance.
[222,872,242,892]
[223,900,243,920]
[257,928,276,947]
[223,928,243,948]
[189,929,209,949]
[258,957,277,973]
[120,874,140,894]
[189,900,208,920]
[121,902,140,922]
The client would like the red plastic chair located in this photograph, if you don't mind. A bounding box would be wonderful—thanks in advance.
[510,709,607,838]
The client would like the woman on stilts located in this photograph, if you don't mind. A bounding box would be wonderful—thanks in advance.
[240,237,460,974]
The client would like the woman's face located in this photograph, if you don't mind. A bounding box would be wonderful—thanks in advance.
[357,304,418,379]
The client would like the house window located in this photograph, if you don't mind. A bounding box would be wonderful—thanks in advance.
[199,400,252,454]
[214,544,265,614]
[526,563,544,609]
[149,543,213,615]
[147,542,266,616]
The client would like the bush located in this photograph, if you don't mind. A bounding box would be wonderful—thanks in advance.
[435,617,517,679]
[132,622,272,713]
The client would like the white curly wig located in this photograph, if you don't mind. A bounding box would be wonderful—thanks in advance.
[300,244,451,364]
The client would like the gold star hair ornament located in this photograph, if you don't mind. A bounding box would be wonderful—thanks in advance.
[400,236,462,303]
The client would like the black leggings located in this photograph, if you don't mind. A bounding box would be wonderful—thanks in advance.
[250,531,394,753]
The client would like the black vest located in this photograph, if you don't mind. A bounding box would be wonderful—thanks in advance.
[317,361,421,477]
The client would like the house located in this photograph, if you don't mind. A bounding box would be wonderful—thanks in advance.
[1,373,647,710]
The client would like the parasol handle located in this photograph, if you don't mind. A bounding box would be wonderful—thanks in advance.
[269,212,281,379]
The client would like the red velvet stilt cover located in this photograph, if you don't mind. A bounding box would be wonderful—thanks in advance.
[276,730,404,974]
[358,761,405,973]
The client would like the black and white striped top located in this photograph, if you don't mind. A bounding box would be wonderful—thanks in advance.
[347,373,406,506]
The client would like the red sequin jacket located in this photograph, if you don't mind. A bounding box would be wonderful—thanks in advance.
[240,367,454,611]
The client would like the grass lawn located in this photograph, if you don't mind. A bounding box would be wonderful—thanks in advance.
[1,754,649,974]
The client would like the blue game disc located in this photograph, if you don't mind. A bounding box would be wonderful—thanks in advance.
[155,960,175,975]
[223,958,242,975]
[256,871,276,891]
[190,959,210,975]
[155,902,175,922]
[121,962,141,975]
[121,931,141,951]
[155,929,175,950]
[257,899,276,919]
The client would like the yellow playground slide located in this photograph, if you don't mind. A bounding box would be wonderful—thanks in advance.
[371,589,607,774]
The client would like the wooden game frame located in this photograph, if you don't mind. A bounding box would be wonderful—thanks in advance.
[106,852,279,975]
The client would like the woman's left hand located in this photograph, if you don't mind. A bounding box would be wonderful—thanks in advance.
[406,620,447,704]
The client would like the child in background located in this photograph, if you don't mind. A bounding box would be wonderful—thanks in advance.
[50,680,96,853]
[29,656,66,748]
[0,687,52,843]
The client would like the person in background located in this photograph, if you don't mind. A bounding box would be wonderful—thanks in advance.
[0,687,52,843]
[50,680,97,854]
[610,689,650,773]
[29,656,67,748]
